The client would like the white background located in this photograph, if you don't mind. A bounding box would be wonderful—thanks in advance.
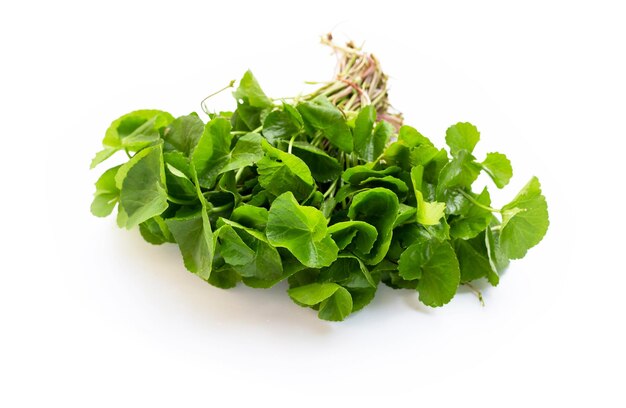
[1,1,624,406]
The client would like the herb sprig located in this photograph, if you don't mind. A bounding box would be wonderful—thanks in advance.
[91,36,549,321]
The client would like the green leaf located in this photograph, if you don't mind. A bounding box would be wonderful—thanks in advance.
[353,105,376,160]
[436,149,481,204]
[192,118,233,188]
[216,224,256,266]
[318,286,353,321]
[90,147,118,169]
[164,152,197,201]
[421,148,449,184]
[449,188,493,240]
[348,188,399,264]
[398,234,429,280]
[257,141,315,201]
[91,110,174,168]
[481,152,513,188]
[485,227,507,284]
[266,192,338,268]
[163,114,205,157]
[289,142,342,183]
[288,282,342,305]
[103,109,174,149]
[233,70,273,109]
[416,241,461,307]
[394,204,417,227]
[115,144,169,229]
[241,256,305,289]
[360,175,409,198]
[262,104,303,144]
[410,166,445,226]
[230,205,269,231]
[321,255,376,288]
[139,216,173,245]
[352,107,392,161]
[297,96,353,153]
[454,236,494,283]
[327,221,378,254]
[342,165,400,184]
[382,141,411,170]
[208,264,240,289]
[216,219,283,281]
[91,165,121,217]
[499,177,549,259]
[398,125,433,147]
[445,122,480,156]
[232,71,272,131]
[166,210,214,280]
[423,216,451,242]
[219,132,264,174]
[288,283,353,321]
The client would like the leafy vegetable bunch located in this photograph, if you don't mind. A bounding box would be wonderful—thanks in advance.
[91,37,549,321]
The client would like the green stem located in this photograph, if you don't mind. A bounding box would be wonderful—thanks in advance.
[310,131,324,147]
[288,134,296,154]
[323,179,338,199]
[208,203,233,214]
[201,80,235,115]
[167,195,197,205]
[458,190,501,213]
[463,282,485,306]
[235,167,246,183]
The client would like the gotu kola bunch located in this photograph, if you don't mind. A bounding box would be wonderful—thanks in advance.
[90,36,549,321]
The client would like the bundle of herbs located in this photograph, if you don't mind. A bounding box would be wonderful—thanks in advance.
[91,36,549,321]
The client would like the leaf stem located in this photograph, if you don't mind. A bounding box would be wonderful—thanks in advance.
[323,179,338,199]
[288,134,296,154]
[208,203,233,214]
[463,282,485,306]
[458,190,501,213]
[201,80,236,115]
[235,167,246,183]
[167,195,197,205]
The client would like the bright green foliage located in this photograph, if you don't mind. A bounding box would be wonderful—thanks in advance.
[297,96,353,153]
[288,283,353,321]
[257,141,315,200]
[266,192,338,268]
[348,188,399,265]
[219,132,264,174]
[410,165,446,226]
[499,177,549,259]
[115,144,169,229]
[91,109,174,168]
[481,152,513,188]
[193,118,232,188]
[166,210,214,280]
[91,165,121,217]
[163,114,205,157]
[91,69,549,322]
[449,188,492,240]
[327,221,378,253]
[352,106,392,161]
[445,122,480,156]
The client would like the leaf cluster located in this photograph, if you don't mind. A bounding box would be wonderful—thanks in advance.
[91,71,549,321]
